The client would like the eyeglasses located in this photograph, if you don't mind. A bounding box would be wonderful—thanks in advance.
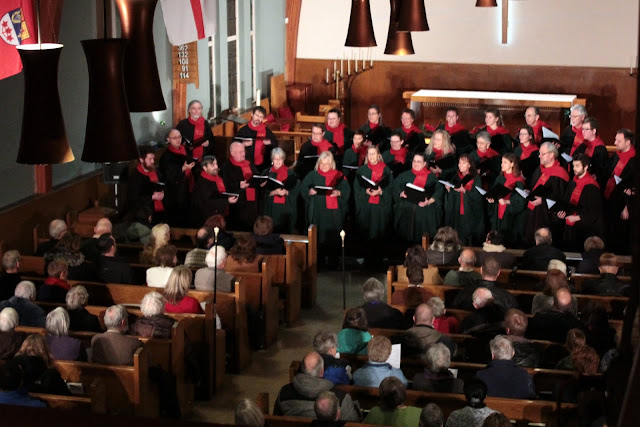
[581,127,592,132]
[539,151,550,156]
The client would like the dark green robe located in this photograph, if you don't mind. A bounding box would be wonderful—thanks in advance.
[353,164,394,239]
[444,175,484,245]
[382,150,411,178]
[261,166,299,234]
[487,174,527,245]
[392,170,443,243]
[425,151,457,182]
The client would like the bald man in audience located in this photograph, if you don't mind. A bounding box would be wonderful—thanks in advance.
[222,142,260,230]
[313,391,344,426]
[402,303,456,357]
[80,217,112,262]
[451,257,518,313]
[35,219,67,256]
[460,288,504,334]
[526,288,584,343]
[443,249,481,287]
[521,227,566,271]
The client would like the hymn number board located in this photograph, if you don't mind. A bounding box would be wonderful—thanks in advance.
[172,42,199,87]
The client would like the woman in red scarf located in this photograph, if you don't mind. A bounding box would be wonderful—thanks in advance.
[443,154,484,246]
[426,130,456,181]
[300,151,351,250]
[381,132,410,178]
[354,147,394,243]
[175,100,213,161]
[359,104,391,152]
[514,125,540,186]
[470,131,501,188]
[261,148,299,234]
[487,153,527,245]
[395,108,425,153]
[473,108,512,154]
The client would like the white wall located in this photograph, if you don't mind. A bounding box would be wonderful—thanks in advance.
[298,0,639,68]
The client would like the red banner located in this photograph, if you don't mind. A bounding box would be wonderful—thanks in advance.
[0,0,36,80]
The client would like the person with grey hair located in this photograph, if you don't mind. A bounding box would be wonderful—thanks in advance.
[470,130,501,188]
[522,227,567,271]
[234,398,265,427]
[560,104,588,155]
[461,287,505,334]
[80,217,113,262]
[274,351,360,420]
[0,250,21,301]
[261,147,299,234]
[45,307,86,361]
[476,335,535,399]
[312,330,351,385]
[191,156,238,226]
[129,292,175,339]
[0,307,24,360]
[443,249,481,287]
[35,219,68,256]
[419,403,444,427]
[412,342,463,393]
[66,286,102,332]
[360,278,405,330]
[194,245,235,292]
[222,141,261,231]
[184,227,214,269]
[313,391,341,423]
[0,281,45,328]
[429,297,460,334]
[176,99,215,161]
[353,336,407,387]
[91,304,143,365]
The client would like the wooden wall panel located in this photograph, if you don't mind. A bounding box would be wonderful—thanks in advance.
[294,59,637,141]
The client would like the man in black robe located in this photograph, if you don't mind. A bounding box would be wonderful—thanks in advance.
[158,129,195,226]
[324,108,354,158]
[438,107,472,155]
[234,106,278,171]
[175,100,214,161]
[560,104,587,155]
[571,117,608,188]
[127,146,166,224]
[191,155,238,227]
[222,142,259,231]
[294,124,337,180]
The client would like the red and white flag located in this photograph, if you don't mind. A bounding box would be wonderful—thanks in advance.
[0,0,36,80]
[160,0,217,46]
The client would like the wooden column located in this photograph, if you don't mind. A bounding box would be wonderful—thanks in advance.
[501,0,509,44]
[285,0,302,85]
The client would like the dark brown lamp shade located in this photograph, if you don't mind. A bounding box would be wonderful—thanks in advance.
[384,0,415,55]
[81,39,138,163]
[16,43,74,165]
[345,0,377,47]
[397,0,429,32]
[114,0,166,112]
[476,0,498,6]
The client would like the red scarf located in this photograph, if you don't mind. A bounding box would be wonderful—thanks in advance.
[432,147,444,161]
[487,126,510,136]
[390,147,408,164]
[567,173,599,226]
[457,172,474,215]
[136,164,164,212]
[189,116,205,160]
[167,144,195,192]
[317,169,342,210]
[230,158,255,201]
[585,136,605,157]
[604,147,636,199]
[270,165,289,204]
[44,277,70,291]
[369,121,379,130]
[367,161,386,205]
[476,148,499,159]
[248,121,267,166]
[531,121,549,144]
[570,126,584,155]
[519,143,539,160]
[200,170,226,193]
[445,123,465,135]
[327,123,346,154]
[412,167,430,188]
[402,124,421,140]
[527,160,569,210]
[312,139,333,155]
[498,172,524,219]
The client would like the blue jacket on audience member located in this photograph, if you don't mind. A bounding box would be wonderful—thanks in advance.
[352,362,407,388]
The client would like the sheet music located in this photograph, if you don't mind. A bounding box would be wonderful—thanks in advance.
[515,187,530,199]
[406,183,425,192]
[475,186,487,196]
[546,199,557,209]
[614,175,622,185]
[561,153,573,163]
[385,344,402,370]
[360,175,376,186]
[542,127,559,139]
[439,180,455,188]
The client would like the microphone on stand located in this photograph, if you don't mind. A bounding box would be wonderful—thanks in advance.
[213,227,219,304]
[340,229,346,311]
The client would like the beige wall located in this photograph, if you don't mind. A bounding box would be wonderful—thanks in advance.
[297,0,639,68]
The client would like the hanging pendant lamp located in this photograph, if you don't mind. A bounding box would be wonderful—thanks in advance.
[114,0,166,112]
[476,0,498,6]
[345,0,377,47]
[384,0,414,55]
[81,39,138,162]
[16,43,74,164]
[397,0,429,32]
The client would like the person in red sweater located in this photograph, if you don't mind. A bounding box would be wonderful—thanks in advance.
[428,296,460,334]
[163,266,203,314]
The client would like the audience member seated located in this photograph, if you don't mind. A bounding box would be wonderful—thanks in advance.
[480,413,511,427]
[451,257,518,312]
[45,307,86,361]
[164,266,203,314]
[130,292,175,339]
[97,233,133,284]
[204,214,236,251]
[526,288,585,343]
[461,288,504,334]
[0,281,45,327]
[391,265,436,308]
[14,334,70,395]
[582,303,617,357]
[139,223,171,264]
[146,244,178,288]
[576,236,605,274]
[194,245,235,292]
[444,379,496,427]
[312,391,346,427]
[353,336,407,387]
[361,278,405,330]
[313,330,352,385]
[412,343,463,393]
[426,227,462,266]
[419,403,444,427]
[521,227,566,271]
[474,231,516,269]
[0,250,21,302]
[0,308,24,360]
[0,358,47,407]
[402,304,456,357]
[235,398,265,427]
[36,259,69,304]
[531,269,578,315]
[79,217,112,262]
[125,206,153,245]
[555,328,586,370]
[274,351,360,420]
[253,216,285,255]
[476,335,536,399]
[184,227,214,269]
[66,285,102,332]
[35,219,67,256]
[428,297,459,334]
[503,309,539,368]
[363,376,421,426]
[226,236,261,272]
[402,246,442,284]
[337,308,372,355]
[582,253,630,296]
[44,232,94,281]
[443,249,481,287]
[91,304,143,365]
[556,344,602,404]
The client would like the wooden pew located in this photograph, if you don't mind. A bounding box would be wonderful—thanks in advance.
[264,415,370,427]
[263,241,303,326]
[29,393,94,411]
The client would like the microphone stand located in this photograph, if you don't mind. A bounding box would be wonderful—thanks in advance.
[212,226,219,396]
[340,230,346,311]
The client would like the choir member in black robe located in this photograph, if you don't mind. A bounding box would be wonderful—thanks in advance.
[158,129,195,226]
[524,106,550,145]
[523,142,570,245]
[437,107,472,155]
[471,108,512,154]
[560,104,587,155]
[513,125,540,187]
[469,131,501,189]
[222,142,260,231]
[425,130,457,182]
[324,108,354,157]
[234,106,278,172]
[381,132,411,179]
[359,104,391,152]
[191,155,238,227]
[294,123,337,180]
[604,129,636,254]
[175,100,214,161]
[556,154,603,251]
[571,117,608,188]
[395,108,425,153]
[126,146,166,224]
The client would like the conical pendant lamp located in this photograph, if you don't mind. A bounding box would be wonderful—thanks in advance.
[476,0,498,6]
[115,0,166,112]
[345,0,377,47]
[16,43,75,164]
[384,0,414,55]
[397,0,429,32]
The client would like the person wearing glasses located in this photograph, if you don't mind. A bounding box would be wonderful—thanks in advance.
[571,117,609,188]
[560,104,587,156]
[294,123,338,180]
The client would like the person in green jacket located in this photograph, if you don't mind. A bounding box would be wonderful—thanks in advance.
[261,147,299,234]
[363,377,422,427]
[486,153,527,245]
[444,154,485,246]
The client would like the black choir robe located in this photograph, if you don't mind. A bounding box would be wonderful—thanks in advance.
[325,125,355,157]
[395,127,425,153]
[437,124,473,155]
[190,175,230,227]
[560,125,579,155]
[561,179,604,251]
[359,123,391,152]
[234,124,279,171]
[221,160,260,231]
[604,152,636,254]
[175,118,214,158]
[293,140,338,181]
[158,148,191,226]
[524,166,569,245]
[127,166,159,220]
[571,142,609,188]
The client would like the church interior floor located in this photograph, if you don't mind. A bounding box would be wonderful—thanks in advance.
[187,268,386,423]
